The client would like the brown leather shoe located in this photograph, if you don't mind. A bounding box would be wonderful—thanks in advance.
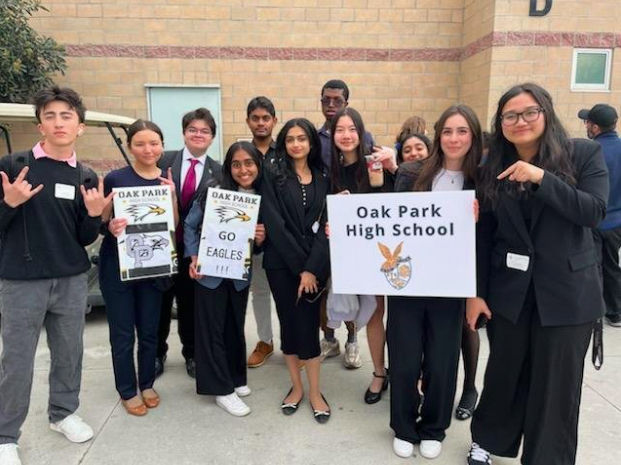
[141,389,160,409]
[247,341,274,368]
[121,397,148,416]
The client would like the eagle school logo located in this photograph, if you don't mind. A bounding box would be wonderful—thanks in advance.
[378,242,412,290]
[125,234,170,267]
[124,204,166,222]
[215,206,251,223]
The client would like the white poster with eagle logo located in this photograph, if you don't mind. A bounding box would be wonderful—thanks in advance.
[113,185,177,281]
[327,191,476,297]
[197,187,261,280]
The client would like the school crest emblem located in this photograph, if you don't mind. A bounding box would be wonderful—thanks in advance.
[378,241,412,290]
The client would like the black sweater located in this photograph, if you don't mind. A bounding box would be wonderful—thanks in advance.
[0,151,101,279]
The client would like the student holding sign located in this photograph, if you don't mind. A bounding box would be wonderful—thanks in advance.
[99,120,177,416]
[389,105,482,460]
[261,119,332,423]
[184,141,264,417]
[329,107,393,398]
[466,83,609,465]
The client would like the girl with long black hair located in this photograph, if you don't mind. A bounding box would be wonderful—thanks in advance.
[466,83,608,465]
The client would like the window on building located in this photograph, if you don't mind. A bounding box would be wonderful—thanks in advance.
[571,48,612,91]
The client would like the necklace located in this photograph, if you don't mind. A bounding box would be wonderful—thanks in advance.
[442,168,463,184]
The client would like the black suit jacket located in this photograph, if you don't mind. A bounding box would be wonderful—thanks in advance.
[477,139,609,326]
[260,164,330,282]
[158,149,222,237]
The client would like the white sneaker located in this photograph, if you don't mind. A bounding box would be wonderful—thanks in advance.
[49,414,94,443]
[235,385,252,397]
[320,338,340,361]
[0,444,21,465]
[393,437,414,458]
[215,392,251,417]
[343,342,362,369]
[420,440,442,459]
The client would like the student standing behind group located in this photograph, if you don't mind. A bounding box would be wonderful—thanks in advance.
[390,104,482,460]
[0,87,108,465]
[328,107,393,400]
[466,83,608,465]
[99,120,177,416]
[185,141,265,417]
[156,108,222,379]
[261,118,332,423]
[579,104,621,327]
[245,97,278,368]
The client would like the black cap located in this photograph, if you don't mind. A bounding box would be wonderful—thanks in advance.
[578,104,618,127]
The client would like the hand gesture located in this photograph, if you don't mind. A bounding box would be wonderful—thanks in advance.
[497,161,544,185]
[159,168,176,198]
[298,271,318,298]
[255,223,266,246]
[0,167,44,208]
[189,255,203,280]
[108,217,128,237]
[81,177,114,217]
[466,297,492,331]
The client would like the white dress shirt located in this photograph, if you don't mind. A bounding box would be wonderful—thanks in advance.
[180,147,208,191]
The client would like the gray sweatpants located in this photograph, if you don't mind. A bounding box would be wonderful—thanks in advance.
[0,274,87,445]
[250,253,273,343]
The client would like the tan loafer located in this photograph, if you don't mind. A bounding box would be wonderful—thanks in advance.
[141,389,160,409]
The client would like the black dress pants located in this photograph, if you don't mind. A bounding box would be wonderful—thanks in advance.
[157,254,195,361]
[471,289,593,465]
[387,296,463,444]
[594,227,621,319]
[194,280,248,396]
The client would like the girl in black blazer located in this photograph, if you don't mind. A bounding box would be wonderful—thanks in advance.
[260,118,332,423]
[389,105,482,460]
[466,83,609,465]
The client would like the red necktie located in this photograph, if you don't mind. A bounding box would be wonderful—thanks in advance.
[181,158,200,209]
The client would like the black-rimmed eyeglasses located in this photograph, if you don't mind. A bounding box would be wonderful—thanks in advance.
[500,107,544,126]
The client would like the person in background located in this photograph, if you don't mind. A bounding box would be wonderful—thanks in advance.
[245,97,278,368]
[185,141,265,417]
[396,132,432,164]
[100,120,177,416]
[0,87,106,465]
[579,104,621,327]
[156,108,222,379]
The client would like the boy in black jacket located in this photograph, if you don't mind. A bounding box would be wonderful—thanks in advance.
[0,87,111,465]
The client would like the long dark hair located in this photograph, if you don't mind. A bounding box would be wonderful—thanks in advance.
[479,82,575,206]
[412,105,482,192]
[273,118,324,183]
[396,132,432,164]
[220,141,263,191]
[329,107,372,193]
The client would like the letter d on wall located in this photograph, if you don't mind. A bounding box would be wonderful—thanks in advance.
[529,0,553,16]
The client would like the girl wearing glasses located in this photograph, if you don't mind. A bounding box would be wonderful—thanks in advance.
[260,118,332,423]
[328,107,394,400]
[389,104,482,460]
[466,83,608,465]
[185,141,265,417]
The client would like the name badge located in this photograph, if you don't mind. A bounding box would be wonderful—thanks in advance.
[55,183,76,200]
[506,252,530,271]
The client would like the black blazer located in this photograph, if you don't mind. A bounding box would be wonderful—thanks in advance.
[158,149,222,228]
[260,164,330,282]
[477,139,609,326]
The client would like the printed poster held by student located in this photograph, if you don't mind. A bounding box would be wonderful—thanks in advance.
[113,185,177,281]
[327,191,476,297]
[197,187,261,280]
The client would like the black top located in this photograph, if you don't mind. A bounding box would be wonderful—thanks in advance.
[260,163,330,281]
[99,166,163,258]
[334,162,394,194]
[0,151,100,279]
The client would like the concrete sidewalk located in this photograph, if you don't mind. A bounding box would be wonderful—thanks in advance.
[5,307,621,465]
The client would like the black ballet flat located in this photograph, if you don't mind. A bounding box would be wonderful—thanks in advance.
[364,369,389,405]
[311,394,331,424]
[281,388,303,416]
[455,389,478,421]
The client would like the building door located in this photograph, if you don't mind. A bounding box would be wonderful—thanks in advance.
[146,85,223,161]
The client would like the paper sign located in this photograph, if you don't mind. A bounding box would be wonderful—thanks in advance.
[327,191,476,297]
[113,185,177,281]
[197,188,261,280]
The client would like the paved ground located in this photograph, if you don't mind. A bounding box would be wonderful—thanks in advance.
[3,306,621,465]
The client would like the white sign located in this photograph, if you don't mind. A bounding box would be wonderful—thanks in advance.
[113,185,177,281]
[327,191,476,297]
[197,188,261,280]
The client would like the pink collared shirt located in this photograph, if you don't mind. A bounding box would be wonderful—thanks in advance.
[32,142,77,168]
